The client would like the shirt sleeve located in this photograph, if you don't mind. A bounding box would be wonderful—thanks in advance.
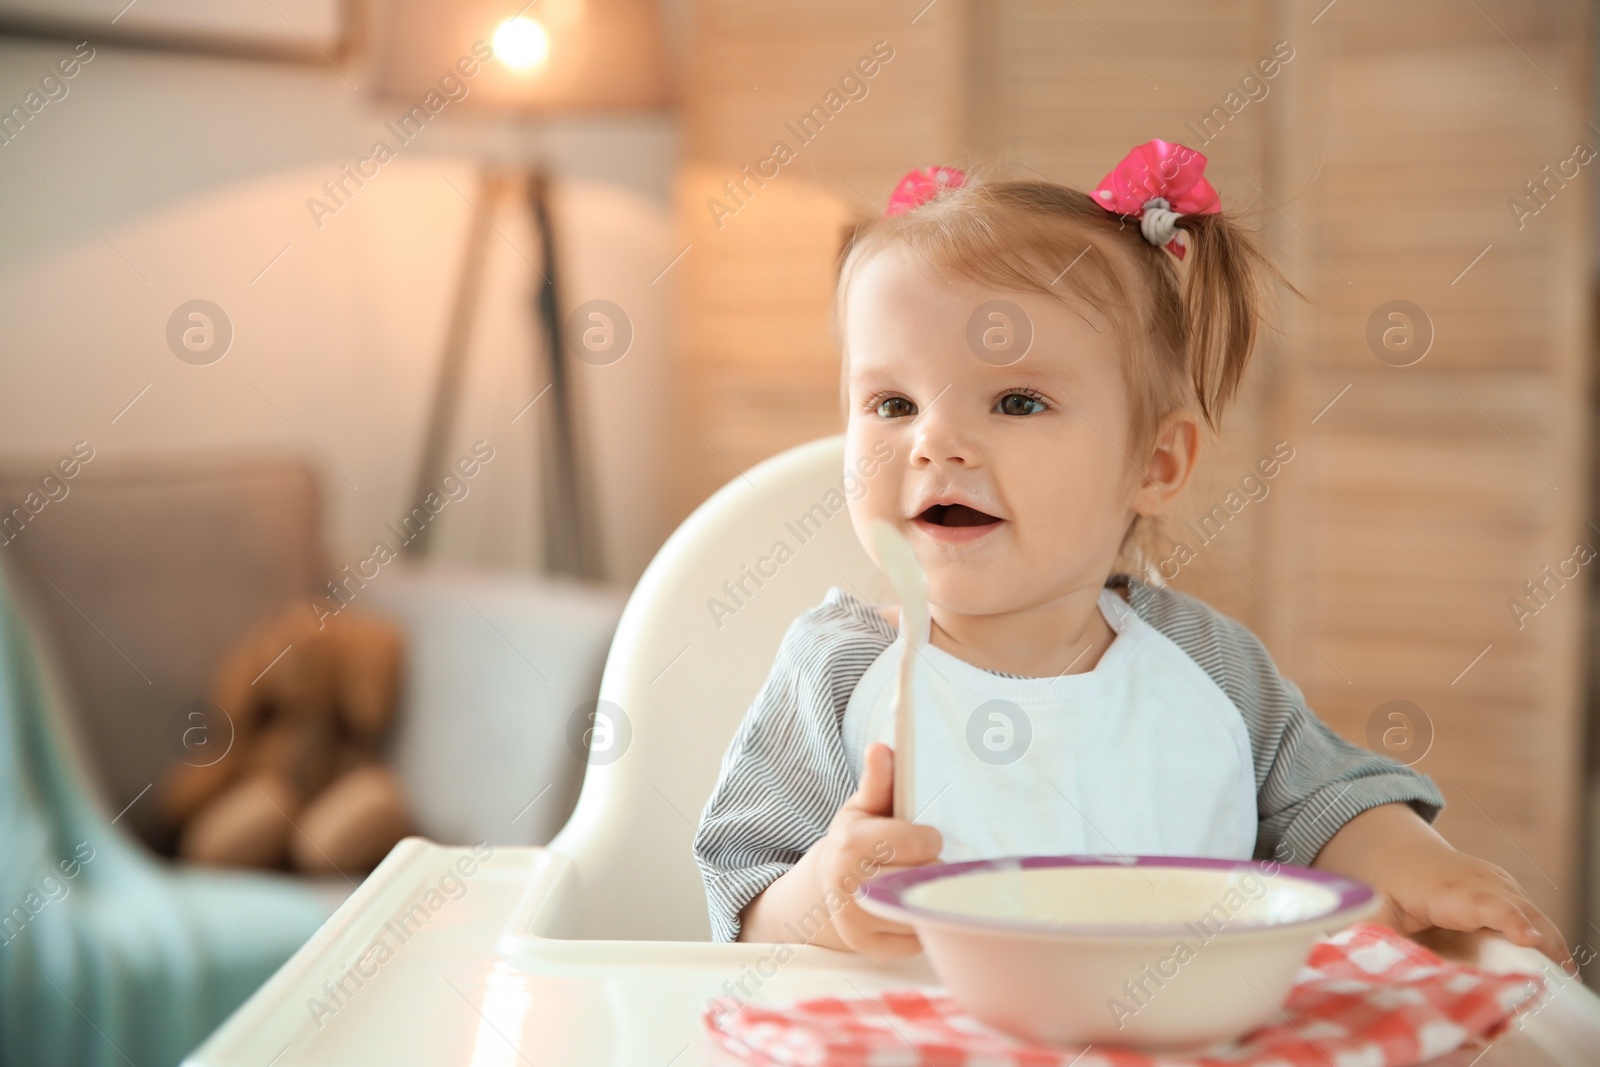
[1119,575,1446,867]
[691,587,893,942]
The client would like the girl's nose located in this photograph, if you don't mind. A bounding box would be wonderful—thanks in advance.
[908,402,978,467]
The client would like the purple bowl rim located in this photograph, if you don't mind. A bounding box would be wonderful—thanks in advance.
[858,854,1376,939]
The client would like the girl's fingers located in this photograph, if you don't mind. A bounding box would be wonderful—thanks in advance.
[848,863,922,934]
[1453,892,1525,943]
[851,819,942,867]
[834,898,918,955]
[1515,901,1573,967]
[842,743,896,817]
[854,928,922,960]
[839,864,924,941]
[864,913,916,938]
[1430,888,1571,966]
[1478,897,1569,967]
[825,752,942,963]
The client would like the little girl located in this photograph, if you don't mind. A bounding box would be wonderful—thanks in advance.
[692,140,1568,967]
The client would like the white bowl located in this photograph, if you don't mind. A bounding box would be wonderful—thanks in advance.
[857,854,1380,1051]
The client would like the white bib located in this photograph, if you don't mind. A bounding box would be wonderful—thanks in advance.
[841,587,1258,863]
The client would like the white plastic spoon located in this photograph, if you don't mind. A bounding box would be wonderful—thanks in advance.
[870,519,929,822]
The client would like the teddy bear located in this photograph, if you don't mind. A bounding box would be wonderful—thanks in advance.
[158,603,413,876]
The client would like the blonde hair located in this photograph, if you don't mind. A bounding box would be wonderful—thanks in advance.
[830,164,1297,571]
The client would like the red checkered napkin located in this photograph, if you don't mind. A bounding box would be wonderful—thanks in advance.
[702,923,1546,1067]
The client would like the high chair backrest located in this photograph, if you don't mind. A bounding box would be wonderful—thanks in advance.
[545,434,892,940]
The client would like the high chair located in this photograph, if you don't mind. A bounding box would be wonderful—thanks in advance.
[184,434,1600,1066]
[537,432,890,942]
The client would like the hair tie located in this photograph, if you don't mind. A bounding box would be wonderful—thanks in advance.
[1091,139,1221,260]
[885,166,966,217]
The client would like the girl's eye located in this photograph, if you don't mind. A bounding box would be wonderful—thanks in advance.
[996,390,1047,417]
[871,394,917,419]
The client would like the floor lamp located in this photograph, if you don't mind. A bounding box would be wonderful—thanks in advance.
[365,0,671,578]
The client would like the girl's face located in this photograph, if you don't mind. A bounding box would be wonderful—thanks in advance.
[843,244,1172,617]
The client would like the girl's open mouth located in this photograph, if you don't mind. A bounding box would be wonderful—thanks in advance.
[913,503,1004,543]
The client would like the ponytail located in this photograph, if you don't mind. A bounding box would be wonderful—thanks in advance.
[1174,211,1301,431]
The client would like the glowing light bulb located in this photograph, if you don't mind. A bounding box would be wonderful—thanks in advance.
[492,17,550,70]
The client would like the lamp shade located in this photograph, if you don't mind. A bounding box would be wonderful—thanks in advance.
[365,0,672,113]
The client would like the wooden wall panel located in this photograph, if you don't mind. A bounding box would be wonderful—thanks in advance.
[1270,0,1591,931]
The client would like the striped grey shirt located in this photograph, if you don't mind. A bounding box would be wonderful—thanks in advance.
[692,572,1445,943]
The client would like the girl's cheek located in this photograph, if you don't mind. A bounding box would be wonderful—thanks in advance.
[853,473,892,518]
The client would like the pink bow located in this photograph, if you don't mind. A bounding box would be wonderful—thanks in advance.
[885,166,966,217]
[1091,139,1220,259]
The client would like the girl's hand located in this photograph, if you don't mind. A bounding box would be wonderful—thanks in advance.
[1373,847,1570,967]
[813,742,943,960]
[1312,802,1570,968]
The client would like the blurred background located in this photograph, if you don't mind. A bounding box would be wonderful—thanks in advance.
[0,0,1597,1061]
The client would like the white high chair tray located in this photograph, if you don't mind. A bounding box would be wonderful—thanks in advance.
[184,839,1600,1066]
[183,839,937,1067]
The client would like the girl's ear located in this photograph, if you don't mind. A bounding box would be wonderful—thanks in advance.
[1131,410,1201,517]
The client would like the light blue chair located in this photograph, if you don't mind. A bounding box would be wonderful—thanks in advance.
[0,563,335,1067]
